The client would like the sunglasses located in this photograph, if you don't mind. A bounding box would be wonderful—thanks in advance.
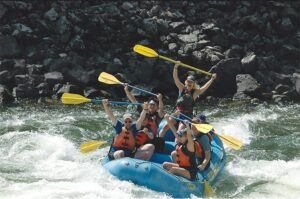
[124,120,132,123]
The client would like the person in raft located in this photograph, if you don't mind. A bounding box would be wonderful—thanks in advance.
[159,61,217,138]
[162,114,198,180]
[191,113,212,171]
[103,99,154,161]
[124,84,165,152]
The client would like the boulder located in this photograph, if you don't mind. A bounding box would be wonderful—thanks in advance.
[241,52,257,74]
[0,36,21,58]
[44,71,64,86]
[0,84,14,104]
[292,73,300,96]
[13,83,39,99]
[272,94,290,104]
[236,74,262,98]
[44,7,59,21]
[274,84,290,94]
[56,84,83,99]
[0,70,12,85]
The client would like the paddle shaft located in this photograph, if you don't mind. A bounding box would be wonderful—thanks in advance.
[127,84,157,96]
[158,55,212,76]
[90,99,142,105]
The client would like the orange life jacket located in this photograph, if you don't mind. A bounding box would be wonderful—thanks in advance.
[194,141,203,159]
[135,130,148,146]
[112,127,135,150]
[176,142,197,168]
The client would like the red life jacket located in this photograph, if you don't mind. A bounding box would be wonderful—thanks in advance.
[112,127,135,150]
[135,130,148,146]
[176,142,197,168]
[147,112,159,137]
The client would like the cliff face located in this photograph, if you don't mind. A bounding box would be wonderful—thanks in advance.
[0,1,299,104]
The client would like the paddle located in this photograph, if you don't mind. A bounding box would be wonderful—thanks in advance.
[80,140,109,154]
[133,44,212,76]
[98,72,157,96]
[171,115,243,150]
[170,115,213,134]
[204,180,214,197]
[61,93,143,105]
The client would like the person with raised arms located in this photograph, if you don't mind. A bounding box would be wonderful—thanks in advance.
[103,99,154,160]
[159,61,217,139]
[124,84,165,152]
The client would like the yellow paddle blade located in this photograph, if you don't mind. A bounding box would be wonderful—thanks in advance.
[98,72,122,84]
[80,140,108,154]
[204,180,214,197]
[133,44,158,58]
[217,133,243,150]
[192,123,214,134]
[61,93,91,104]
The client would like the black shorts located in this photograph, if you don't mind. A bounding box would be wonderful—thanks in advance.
[149,137,165,153]
[108,147,136,160]
[188,169,197,180]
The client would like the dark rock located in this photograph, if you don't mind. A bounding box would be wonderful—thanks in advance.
[56,84,83,99]
[233,92,251,101]
[177,33,198,43]
[84,87,102,98]
[292,73,300,96]
[121,2,134,11]
[274,84,290,94]
[12,23,32,34]
[107,58,122,74]
[68,35,85,51]
[0,70,12,85]
[105,4,120,17]
[259,55,279,72]
[169,21,187,32]
[241,52,257,74]
[280,44,300,61]
[44,71,64,86]
[236,74,262,98]
[142,18,158,37]
[280,17,294,34]
[55,15,71,35]
[168,43,178,53]
[0,59,14,71]
[36,82,50,97]
[0,3,7,21]
[2,1,32,11]
[27,64,44,75]
[44,7,59,21]
[13,83,39,99]
[0,36,21,58]
[0,84,14,104]
[272,94,289,103]
[65,66,94,86]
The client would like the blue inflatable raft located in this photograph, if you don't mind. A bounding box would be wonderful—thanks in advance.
[102,134,226,198]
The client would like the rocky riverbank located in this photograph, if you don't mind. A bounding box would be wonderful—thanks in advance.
[0,0,299,105]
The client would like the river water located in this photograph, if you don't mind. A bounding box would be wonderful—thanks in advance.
[0,101,299,199]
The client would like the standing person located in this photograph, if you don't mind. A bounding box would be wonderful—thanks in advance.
[191,114,212,171]
[162,117,197,180]
[159,61,217,138]
[124,84,165,152]
[102,99,154,160]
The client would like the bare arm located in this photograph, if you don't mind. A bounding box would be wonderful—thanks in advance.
[193,73,217,99]
[198,151,211,171]
[157,93,165,118]
[124,83,138,103]
[185,121,195,152]
[164,114,178,138]
[102,99,117,125]
[136,102,148,130]
[173,62,185,92]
